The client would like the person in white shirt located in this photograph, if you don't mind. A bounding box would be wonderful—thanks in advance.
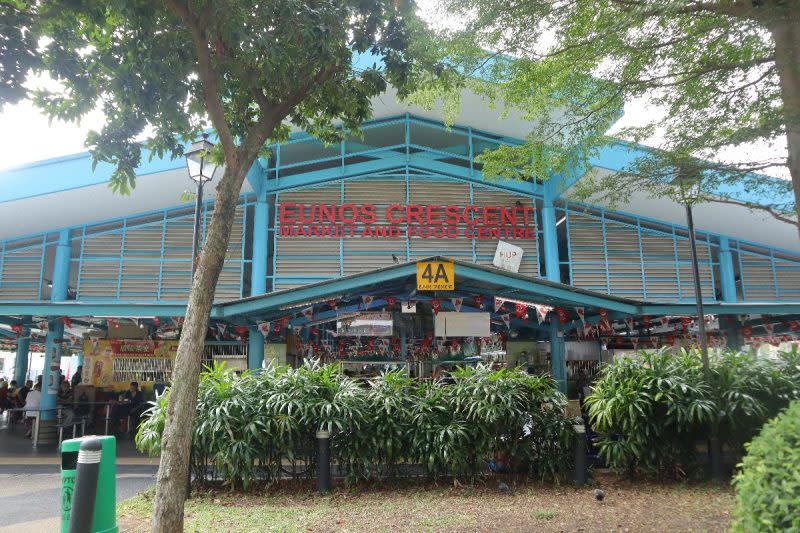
[23,384,42,438]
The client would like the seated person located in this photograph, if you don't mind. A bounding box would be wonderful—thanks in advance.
[0,380,8,413]
[57,380,75,426]
[23,383,42,438]
[9,380,32,423]
[71,366,83,388]
[113,381,145,434]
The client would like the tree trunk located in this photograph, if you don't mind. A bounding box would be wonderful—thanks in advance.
[768,11,800,238]
[150,158,250,532]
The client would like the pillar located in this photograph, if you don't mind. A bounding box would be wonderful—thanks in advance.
[14,316,31,384]
[41,229,71,422]
[721,316,744,352]
[549,314,567,394]
[251,190,269,296]
[247,187,269,370]
[541,190,561,283]
[718,237,737,303]
[248,327,264,370]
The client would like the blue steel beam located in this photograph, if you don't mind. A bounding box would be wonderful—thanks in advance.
[0,302,189,316]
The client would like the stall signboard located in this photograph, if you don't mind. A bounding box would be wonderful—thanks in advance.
[417,261,454,290]
[82,339,178,388]
[336,312,393,337]
[493,240,524,273]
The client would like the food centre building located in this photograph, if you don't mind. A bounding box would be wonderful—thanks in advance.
[2,90,800,434]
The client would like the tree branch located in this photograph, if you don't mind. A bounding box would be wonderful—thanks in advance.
[163,0,237,163]
[710,196,799,227]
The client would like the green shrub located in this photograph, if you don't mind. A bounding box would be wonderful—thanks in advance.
[733,401,800,532]
[584,348,800,478]
[136,361,575,489]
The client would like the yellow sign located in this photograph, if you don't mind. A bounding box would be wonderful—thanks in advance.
[82,339,178,389]
[417,261,455,290]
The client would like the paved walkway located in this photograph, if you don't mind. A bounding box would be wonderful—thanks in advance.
[0,414,158,531]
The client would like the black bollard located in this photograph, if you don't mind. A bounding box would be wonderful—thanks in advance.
[574,420,587,487]
[316,429,331,494]
[68,437,102,533]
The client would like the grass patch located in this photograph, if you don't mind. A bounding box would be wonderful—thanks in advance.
[118,473,734,533]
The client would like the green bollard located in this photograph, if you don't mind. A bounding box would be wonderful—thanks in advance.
[60,435,118,533]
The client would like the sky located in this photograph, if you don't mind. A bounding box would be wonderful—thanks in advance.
[0,4,788,180]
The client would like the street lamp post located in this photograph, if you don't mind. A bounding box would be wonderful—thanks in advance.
[185,134,219,279]
[681,182,723,484]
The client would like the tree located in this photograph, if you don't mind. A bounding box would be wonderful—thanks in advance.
[1,1,433,530]
[424,0,799,230]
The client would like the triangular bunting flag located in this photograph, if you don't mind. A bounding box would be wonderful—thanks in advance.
[362,295,374,309]
[257,321,271,336]
[302,306,314,320]
[575,307,585,325]
[452,298,463,312]
[501,313,511,329]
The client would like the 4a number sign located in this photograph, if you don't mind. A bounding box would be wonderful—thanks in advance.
[417,261,454,290]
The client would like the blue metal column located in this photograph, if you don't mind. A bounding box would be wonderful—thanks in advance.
[41,229,71,421]
[251,194,269,296]
[541,181,561,284]
[718,237,737,303]
[13,316,31,384]
[549,315,567,394]
[248,327,264,370]
[542,180,566,393]
[248,164,268,369]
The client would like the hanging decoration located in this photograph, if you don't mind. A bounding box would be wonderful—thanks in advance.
[494,298,504,312]
[11,324,23,338]
[473,295,483,309]
[514,303,527,321]
[642,315,651,330]
[535,305,549,324]
[679,316,692,331]
[624,316,635,331]
[575,307,585,325]
[431,298,441,315]
[554,306,569,325]
[234,326,249,338]
[171,316,184,328]
[659,316,670,328]
[385,296,396,310]
[501,313,511,329]
[256,321,271,337]
[650,336,659,348]
[362,295,374,309]
[302,306,314,320]
[217,323,227,337]
[58,316,72,328]
[452,297,463,312]
[327,299,337,310]
[292,325,302,336]
[37,320,49,331]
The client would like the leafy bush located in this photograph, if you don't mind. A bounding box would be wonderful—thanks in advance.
[733,401,800,532]
[136,361,575,489]
[584,348,800,478]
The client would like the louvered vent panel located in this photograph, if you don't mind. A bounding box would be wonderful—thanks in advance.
[77,232,122,299]
[567,214,609,292]
[0,244,44,299]
[472,188,538,277]
[741,254,777,301]
[775,259,800,300]
[674,241,714,300]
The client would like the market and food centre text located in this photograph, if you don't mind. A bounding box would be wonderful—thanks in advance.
[278,203,537,239]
